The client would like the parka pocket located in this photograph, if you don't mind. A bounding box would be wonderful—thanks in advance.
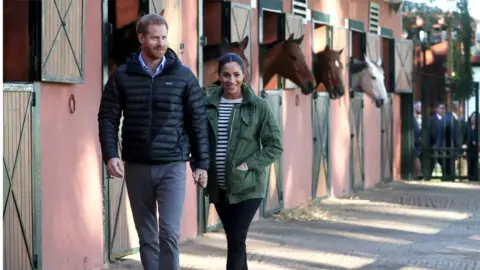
[229,168,256,195]
[240,114,255,140]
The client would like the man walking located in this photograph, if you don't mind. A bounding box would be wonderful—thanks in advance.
[98,14,209,270]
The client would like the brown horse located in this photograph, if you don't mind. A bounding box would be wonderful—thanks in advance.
[202,36,250,87]
[313,45,346,99]
[261,34,316,95]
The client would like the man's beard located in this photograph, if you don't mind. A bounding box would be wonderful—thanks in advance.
[144,47,165,60]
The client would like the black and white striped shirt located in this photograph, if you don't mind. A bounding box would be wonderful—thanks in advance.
[216,97,243,189]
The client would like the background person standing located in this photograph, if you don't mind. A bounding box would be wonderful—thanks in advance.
[413,100,423,179]
[427,103,445,179]
[466,112,479,181]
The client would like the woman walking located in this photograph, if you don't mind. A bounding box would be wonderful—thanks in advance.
[201,53,283,270]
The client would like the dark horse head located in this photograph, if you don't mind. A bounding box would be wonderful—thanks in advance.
[313,45,345,99]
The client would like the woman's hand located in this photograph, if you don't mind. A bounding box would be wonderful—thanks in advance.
[235,162,248,171]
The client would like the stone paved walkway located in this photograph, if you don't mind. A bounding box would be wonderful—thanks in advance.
[105,181,480,270]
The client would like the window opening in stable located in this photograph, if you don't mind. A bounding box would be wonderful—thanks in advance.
[108,0,149,75]
[4,0,39,82]
[382,37,394,92]
[350,31,366,93]
[201,1,251,90]
[261,10,284,91]
[202,0,224,89]
[203,1,223,46]
[351,31,365,60]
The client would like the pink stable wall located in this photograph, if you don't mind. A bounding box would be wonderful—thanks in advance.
[313,0,352,196]
[309,0,403,195]
[178,0,199,242]
[180,0,403,239]
[388,14,403,182]
[240,0,261,221]
[350,0,383,189]
[379,1,403,181]
[40,1,104,270]
[281,20,315,209]
[178,0,403,240]
[350,0,403,186]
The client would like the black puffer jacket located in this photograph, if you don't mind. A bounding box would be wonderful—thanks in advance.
[98,49,210,170]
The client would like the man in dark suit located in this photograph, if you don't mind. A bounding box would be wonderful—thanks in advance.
[427,103,445,179]
[444,101,468,180]
[443,102,459,180]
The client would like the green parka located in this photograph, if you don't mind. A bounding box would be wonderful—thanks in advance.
[204,84,283,204]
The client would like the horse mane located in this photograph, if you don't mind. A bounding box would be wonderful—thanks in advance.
[203,44,231,62]
[314,49,326,57]
[349,59,368,74]
[262,39,285,51]
[109,20,139,60]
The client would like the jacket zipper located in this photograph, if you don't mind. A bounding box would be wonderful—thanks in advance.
[149,76,155,158]
[225,105,238,200]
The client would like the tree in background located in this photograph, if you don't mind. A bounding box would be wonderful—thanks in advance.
[402,0,474,100]
[452,0,473,100]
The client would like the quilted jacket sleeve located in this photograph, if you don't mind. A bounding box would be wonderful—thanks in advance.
[184,70,210,170]
[98,71,122,164]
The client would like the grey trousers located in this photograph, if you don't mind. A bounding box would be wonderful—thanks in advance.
[125,161,187,270]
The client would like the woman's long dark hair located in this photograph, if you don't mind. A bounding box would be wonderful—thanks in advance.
[469,111,478,126]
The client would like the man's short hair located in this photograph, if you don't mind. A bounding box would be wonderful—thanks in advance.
[136,14,169,35]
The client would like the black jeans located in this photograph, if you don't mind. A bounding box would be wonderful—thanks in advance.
[214,189,262,270]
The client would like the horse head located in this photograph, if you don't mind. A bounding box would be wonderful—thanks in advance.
[349,55,388,108]
[313,45,345,99]
[263,33,316,95]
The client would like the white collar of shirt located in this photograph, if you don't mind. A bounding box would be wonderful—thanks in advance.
[437,114,442,120]
[139,52,166,76]
[452,112,458,120]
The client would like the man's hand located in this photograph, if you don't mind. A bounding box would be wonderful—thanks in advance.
[193,169,208,188]
[107,157,124,178]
